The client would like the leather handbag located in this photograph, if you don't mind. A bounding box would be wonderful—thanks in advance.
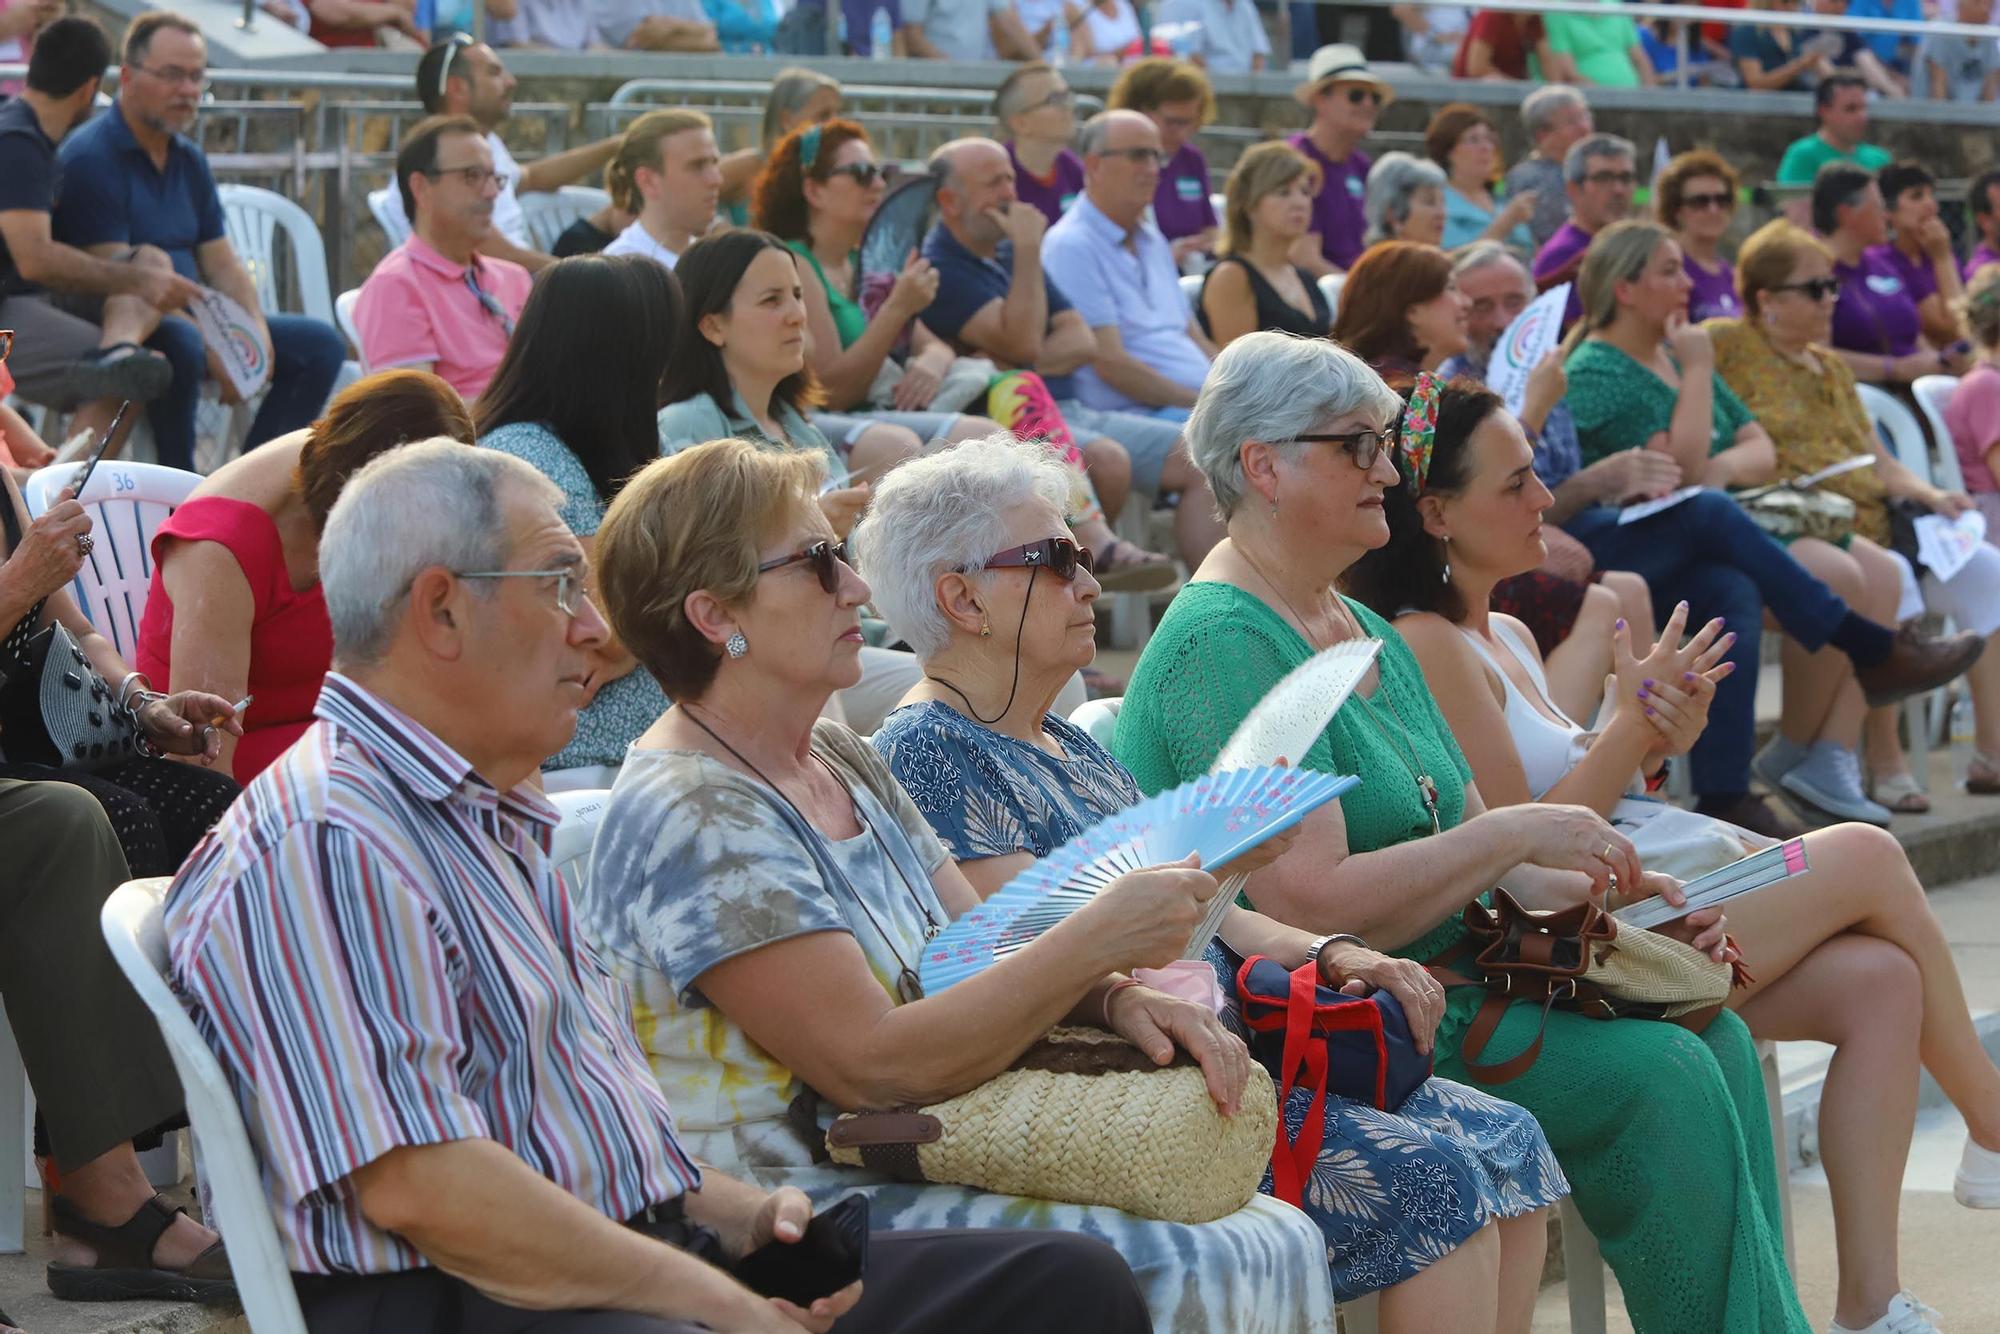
[822,1025,1278,1224]
[1232,955,1433,1208]
[1427,889,1743,1085]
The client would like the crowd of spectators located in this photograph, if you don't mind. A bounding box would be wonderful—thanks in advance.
[15,6,2000,1334]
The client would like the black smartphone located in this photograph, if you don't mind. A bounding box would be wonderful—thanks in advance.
[733,1193,869,1307]
[69,400,134,498]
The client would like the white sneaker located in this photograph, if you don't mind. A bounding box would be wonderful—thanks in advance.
[1829,1292,1943,1334]
[1955,1136,2000,1208]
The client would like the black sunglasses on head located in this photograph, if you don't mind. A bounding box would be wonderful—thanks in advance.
[977,537,1095,580]
[757,539,851,593]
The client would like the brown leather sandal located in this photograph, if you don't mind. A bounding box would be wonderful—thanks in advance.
[45,1194,235,1304]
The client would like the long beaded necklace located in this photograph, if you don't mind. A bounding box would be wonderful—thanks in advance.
[1238,548,1443,836]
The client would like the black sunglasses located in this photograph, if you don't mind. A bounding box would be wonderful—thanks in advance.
[1774,276,1841,301]
[826,161,886,186]
[1346,87,1383,106]
[1293,426,1396,470]
[757,539,851,593]
[1680,190,1733,212]
[977,537,1095,580]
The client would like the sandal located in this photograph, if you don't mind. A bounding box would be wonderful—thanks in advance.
[45,1194,235,1305]
[1094,538,1179,594]
[1870,770,1931,814]
[1967,752,2000,795]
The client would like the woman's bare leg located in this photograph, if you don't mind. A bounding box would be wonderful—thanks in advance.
[1080,434,1133,523]
[1543,582,1619,725]
[1375,1217,1502,1334]
[1734,934,1922,1329]
[1600,569,1655,643]
[1493,1209,1548,1334]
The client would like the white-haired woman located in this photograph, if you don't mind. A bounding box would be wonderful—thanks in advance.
[1363,152,1448,251]
[856,433,1567,1330]
[1113,330,1815,1334]
[577,438,1340,1334]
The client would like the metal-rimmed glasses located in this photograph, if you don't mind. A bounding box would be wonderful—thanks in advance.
[757,540,851,593]
[1291,425,1398,470]
[455,567,588,616]
[975,537,1095,580]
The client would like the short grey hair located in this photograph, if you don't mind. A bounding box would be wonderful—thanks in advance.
[1521,84,1587,140]
[1564,133,1635,186]
[1185,332,1402,519]
[1075,110,1113,158]
[1451,238,1529,285]
[1364,151,1446,245]
[321,440,563,667]
[851,433,1072,659]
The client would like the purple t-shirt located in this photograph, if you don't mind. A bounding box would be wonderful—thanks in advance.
[1152,142,1217,243]
[1965,241,2000,283]
[1009,142,1084,228]
[1869,242,1939,307]
[1289,134,1368,272]
[1831,249,1922,358]
[1685,253,1740,322]
[1533,220,1594,329]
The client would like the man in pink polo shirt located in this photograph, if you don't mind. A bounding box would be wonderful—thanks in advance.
[354,114,531,403]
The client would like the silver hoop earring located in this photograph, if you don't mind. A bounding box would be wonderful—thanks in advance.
[725,632,749,659]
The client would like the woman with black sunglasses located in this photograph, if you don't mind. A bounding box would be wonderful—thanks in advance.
[1656,150,1744,322]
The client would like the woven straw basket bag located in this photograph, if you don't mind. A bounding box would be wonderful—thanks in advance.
[826,1026,1278,1224]
[1590,920,1732,1016]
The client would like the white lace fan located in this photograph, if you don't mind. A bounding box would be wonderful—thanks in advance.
[1179,639,1382,958]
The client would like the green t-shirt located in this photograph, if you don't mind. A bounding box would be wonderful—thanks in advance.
[1564,338,1756,465]
[1774,134,1892,186]
[785,240,869,349]
[1542,4,1642,87]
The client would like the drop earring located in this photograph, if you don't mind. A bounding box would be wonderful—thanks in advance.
[979,623,992,638]
[725,631,749,659]
[1440,537,1451,584]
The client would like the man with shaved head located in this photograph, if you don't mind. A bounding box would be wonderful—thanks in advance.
[920,136,1225,561]
[1039,111,1217,422]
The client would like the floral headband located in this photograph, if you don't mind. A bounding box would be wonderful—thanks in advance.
[1395,371,1442,495]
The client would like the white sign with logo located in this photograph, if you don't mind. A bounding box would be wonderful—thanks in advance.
[188,285,272,402]
[1486,282,1568,421]
[1914,508,1988,583]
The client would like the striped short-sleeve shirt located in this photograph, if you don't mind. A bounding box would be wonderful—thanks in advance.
[165,673,700,1275]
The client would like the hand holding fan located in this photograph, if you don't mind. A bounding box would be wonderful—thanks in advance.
[918,766,1358,995]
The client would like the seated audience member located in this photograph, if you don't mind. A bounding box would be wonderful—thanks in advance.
[1071,0,1145,62]
[480,255,677,774]
[167,438,1153,1334]
[0,470,243,875]
[405,36,622,270]
[1948,265,2000,536]
[595,0,721,49]
[0,16,183,449]
[1362,152,1447,250]
[1731,0,1840,91]
[1715,219,2000,814]
[1043,111,1217,420]
[899,0,1038,60]
[1287,44,1392,277]
[573,437,1334,1333]
[720,68,841,227]
[1842,0,1921,90]
[52,13,345,472]
[1815,163,1972,386]
[1106,58,1221,261]
[1154,0,1269,73]
[1539,0,1653,87]
[1776,75,1890,185]
[0,347,55,470]
[1109,332,1810,1334]
[602,110,722,271]
[921,137,1222,567]
[1869,161,1969,353]
[1388,0,1469,71]
[1964,168,2000,282]
[1348,381,2000,1334]
[1426,103,1534,251]
[859,434,1566,1328]
[1532,132,1636,327]
[1199,141,1332,345]
[995,62,1084,228]
[1503,84,1592,250]
[3,781,232,1324]
[1563,219,1981,828]
[1332,239,1466,380]
[484,0,588,45]
[1656,149,1742,320]
[701,0,784,52]
[138,370,473,784]
[355,115,532,403]
[304,0,423,46]
[1453,9,1549,79]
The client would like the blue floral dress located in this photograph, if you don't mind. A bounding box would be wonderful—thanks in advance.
[873,699,1571,1303]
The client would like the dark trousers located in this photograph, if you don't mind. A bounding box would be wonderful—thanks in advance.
[0,778,185,1172]
[145,312,346,470]
[1565,489,1852,797]
[295,1228,1150,1334]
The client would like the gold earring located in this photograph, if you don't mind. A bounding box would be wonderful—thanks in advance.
[980,623,992,638]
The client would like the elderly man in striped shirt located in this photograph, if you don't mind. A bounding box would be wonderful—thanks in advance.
[164,441,1150,1334]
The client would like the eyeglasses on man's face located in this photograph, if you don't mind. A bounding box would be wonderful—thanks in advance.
[1585,169,1638,188]
[455,567,590,617]
[1101,146,1163,167]
[428,163,511,193]
[131,63,209,91]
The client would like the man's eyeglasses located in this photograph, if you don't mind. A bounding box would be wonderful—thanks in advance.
[1773,276,1842,301]
[1101,146,1163,167]
[826,161,886,186]
[1021,87,1075,114]
[974,537,1095,581]
[1586,170,1638,188]
[456,567,589,616]
[131,63,209,91]
[1292,426,1397,471]
[757,540,851,594]
[1681,190,1734,213]
[428,164,512,192]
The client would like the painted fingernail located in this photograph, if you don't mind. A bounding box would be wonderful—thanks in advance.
[1643,678,1655,688]
[1637,688,1649,700]
[1615,618,1626,631]
[1724,632,1737,644]
[1678,601,1689,611]
[1683,671,1696,681]
[1644,705,1655,715]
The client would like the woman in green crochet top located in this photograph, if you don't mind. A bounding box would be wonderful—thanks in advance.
[1112,331,1810,1334]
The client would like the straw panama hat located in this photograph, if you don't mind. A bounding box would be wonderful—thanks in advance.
[1292,43,1397,107]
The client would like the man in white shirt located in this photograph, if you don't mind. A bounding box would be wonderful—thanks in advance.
[602,109,722,271]
[401,35,621,271]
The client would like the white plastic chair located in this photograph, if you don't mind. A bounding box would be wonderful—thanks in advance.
[334,289,367,374]
[217,184,335,326]
[1177,271,1203,320]
[100,878,309,1334]
[1911,374,1969,491]
[550,788,613,895]
[519,186,610,255]
[1318,273,1345,322]
[1069,695,1121,750]
[367,185,411,249]
[23,461,202,660]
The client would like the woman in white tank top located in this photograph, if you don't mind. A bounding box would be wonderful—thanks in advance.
[1347,374,2000,1334]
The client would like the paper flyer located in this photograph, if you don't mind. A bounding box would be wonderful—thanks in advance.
[188,285,272,402]
[1486,282,1569,420]
[1618,484,1706,525]
[1914,508,1988,583]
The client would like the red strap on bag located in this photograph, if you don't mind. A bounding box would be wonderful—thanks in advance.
[1264,961,1390,1207]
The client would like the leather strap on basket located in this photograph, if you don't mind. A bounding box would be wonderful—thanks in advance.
[1268,961,1388,1206]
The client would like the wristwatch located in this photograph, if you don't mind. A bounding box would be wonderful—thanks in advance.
[1304,932,1367,981]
